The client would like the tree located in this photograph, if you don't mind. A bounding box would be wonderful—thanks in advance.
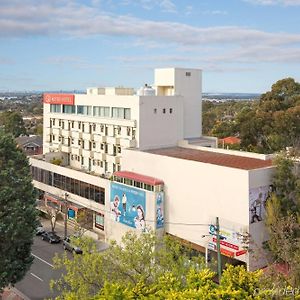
[45,204,62,233]
[51,231,274,300]
[0,111,27,137]
[0,131,38,290]
[265,153,300,290]
[236,78,300,153]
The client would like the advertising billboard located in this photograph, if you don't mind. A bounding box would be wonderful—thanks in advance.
[249,185,273,224]
[110,182,146,230]
[156,192,164,229]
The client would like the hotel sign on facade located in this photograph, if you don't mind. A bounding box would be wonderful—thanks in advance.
[43,94,75,105]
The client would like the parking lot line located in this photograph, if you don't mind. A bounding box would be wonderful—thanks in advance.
[32,253,54,268]
[30,272,44,282]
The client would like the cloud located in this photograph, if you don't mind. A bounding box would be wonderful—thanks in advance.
[118,0,177,12]
[245,0,300,5]
[44,56,102,70]
[1,0,300,72]
[1,0,300,47]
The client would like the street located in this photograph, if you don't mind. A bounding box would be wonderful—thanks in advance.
[15,235,69,300]
[13,219,109,300]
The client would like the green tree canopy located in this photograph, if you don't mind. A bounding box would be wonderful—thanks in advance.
[0,111,27,137]
[265,153,300,289]
[51,231,275,300]
[0,131,38,290]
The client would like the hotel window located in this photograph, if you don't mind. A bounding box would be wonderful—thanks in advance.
[63,105,76,114]
[163,108,166,114]
[169,108,173,114]
[50,104,61,113]
[124,108,131,119]
[186,72,191,76]
[59,120,62,126]
[95,213,104,230]
[93,106,110,118]
[78,122,81,130]
[71,121,74,128]
[112,107,131,119]
[154,108,157,114]
[100,124,104,132]
[127,127,131,136]
[77,105,92,115]
[93,142,96,149]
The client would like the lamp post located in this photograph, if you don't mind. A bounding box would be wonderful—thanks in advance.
[202,216,222,282]
[216,217,222,283]
[64,192,69,239]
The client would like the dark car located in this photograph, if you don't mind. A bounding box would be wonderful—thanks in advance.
[63,237,83,254]
[41,231,61,244]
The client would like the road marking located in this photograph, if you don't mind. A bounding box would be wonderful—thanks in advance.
[30,272,43,282]
[32,253,54,268]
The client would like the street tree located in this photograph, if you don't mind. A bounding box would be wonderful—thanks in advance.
[0,132,38,290]
[51,231,275,300]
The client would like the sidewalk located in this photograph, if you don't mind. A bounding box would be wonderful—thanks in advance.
[1,288,29,300]
[40,217,110,252]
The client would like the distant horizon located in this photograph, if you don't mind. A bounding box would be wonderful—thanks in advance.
[0,90,262,96]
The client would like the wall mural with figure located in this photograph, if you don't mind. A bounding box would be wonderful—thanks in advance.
[249,185,273,224]
[110,182,146,230]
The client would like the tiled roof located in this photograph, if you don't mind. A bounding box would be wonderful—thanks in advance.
[15,135,43,147]
[219,136,241,144]
[113,171,164,186]
[145,147,273,170]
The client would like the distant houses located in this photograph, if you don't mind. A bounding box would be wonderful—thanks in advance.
[16,135,43,156]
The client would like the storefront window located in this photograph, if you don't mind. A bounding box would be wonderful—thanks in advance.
[95,213,104,230]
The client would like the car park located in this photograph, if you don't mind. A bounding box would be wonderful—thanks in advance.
[41,231,61,243]
[63,236,83,254]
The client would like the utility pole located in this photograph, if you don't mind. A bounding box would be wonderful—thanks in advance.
[64,192,69,239]
[216,216,222,282]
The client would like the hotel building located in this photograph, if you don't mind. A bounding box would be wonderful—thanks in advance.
[30,67,274,271]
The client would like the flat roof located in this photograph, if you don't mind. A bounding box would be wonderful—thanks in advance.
[113,171,164,186]
[145,147,273,170]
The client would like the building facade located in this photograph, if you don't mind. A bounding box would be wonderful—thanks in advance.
[30,67,274,270]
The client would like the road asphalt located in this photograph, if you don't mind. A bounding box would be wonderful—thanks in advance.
[5,218,109,300]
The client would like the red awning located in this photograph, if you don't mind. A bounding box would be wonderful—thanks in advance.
[113,171,164,186]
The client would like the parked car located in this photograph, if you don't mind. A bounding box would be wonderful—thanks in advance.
[63,236,83,254]
[35,225,45,236]
[41,231,61,244]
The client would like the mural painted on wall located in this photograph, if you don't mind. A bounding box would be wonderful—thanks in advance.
[110,182,146,230]
[156,192,164,229]
[249,185,273,224]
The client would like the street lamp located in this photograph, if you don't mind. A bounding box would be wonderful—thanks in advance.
[64,192,69,239]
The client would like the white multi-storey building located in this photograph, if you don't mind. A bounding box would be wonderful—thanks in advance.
[43,68,205,176]
[30,67,274,271]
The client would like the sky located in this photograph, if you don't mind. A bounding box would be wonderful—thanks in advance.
[0,0,300,93]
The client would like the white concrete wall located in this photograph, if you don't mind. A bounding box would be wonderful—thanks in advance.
[121,149,249,250]
[155,68,202,139]
[138,95,184,150]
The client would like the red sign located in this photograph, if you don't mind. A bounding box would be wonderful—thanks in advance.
[235,250,247,257]
[213,237,239,251]
[220,248,235,258]
[43,94,75,105]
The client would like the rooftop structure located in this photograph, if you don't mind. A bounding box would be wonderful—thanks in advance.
[145,147,273,170]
